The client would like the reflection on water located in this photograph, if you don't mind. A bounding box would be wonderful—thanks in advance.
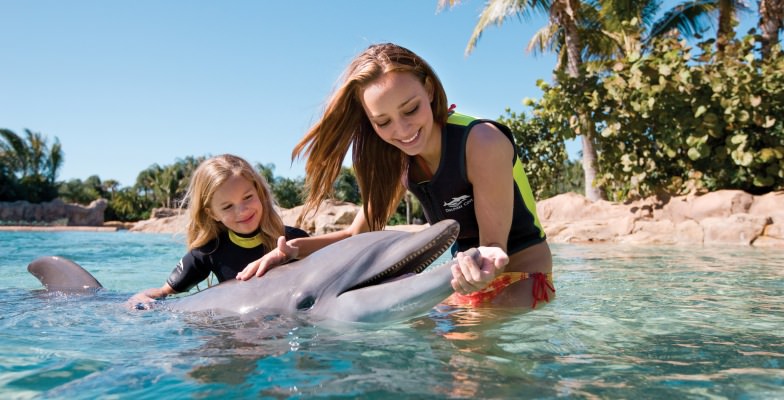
[2,231,783,398]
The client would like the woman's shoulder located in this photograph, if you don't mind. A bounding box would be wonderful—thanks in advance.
[466,122,513,153]
[447,112,513,143]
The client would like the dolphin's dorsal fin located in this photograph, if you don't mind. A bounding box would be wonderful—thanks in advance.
[27,256,103,292]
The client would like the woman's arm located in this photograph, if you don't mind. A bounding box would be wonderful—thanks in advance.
[450,122,515,294]
[290,211,370,257]
[237,211,371,280]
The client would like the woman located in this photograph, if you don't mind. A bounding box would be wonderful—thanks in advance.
[240,43,552,308]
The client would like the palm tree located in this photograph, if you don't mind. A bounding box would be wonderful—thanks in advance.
[0,128,64,185]
[649,0,752,53]
[45,137,63,184]
[135,166,158,200]
[438,0,758,199]
[759,0,784,58]
[439,0,606,200]
[0,129,29,178]
[0,128,64,202]
[102,179,120,198]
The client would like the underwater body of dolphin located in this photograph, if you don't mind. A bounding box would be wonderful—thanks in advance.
[28,220,473,324]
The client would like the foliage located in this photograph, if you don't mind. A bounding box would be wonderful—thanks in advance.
[59,175,104,204]
[526,32,784,199]
[0,129,63,203]
[135,156,204,209]
[497,108,573,199]
[107,187,154,221]
[58,175,154,221]
[333,167,361,205]
[0,163,18,201]
[272,177,305,209]
[388,192,424,226]
[256,162,306,209]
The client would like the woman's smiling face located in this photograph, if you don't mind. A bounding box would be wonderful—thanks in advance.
[360,71,439,157]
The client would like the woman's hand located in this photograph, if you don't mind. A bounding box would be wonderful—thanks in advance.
[450,246,509,295]
[236,236,299,280]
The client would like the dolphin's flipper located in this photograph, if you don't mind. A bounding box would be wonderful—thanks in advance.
[27,256,103,293]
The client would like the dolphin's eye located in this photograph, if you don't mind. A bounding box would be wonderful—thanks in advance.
[296,296,316,310]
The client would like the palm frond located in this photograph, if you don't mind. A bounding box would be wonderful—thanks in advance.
[647,0,718,41]
[466,0,552,54]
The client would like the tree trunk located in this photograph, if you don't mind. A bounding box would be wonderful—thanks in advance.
[716,0,736,53]
[759,0,784,59]
[553,0,605,201]
[580,124,603,201]
[405,192,411,224]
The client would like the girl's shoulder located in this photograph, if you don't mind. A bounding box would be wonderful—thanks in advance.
[284,225,310,240]
[193,234,222,256]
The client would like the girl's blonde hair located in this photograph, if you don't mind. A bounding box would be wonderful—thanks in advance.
[292,43,449,231]
[181,154,284,251]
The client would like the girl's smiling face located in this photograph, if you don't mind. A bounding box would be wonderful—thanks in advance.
[208,174,262,234]
[360,71,439,158]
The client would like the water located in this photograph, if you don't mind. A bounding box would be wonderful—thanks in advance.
[1,231,782,399]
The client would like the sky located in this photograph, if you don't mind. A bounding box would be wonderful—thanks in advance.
[1,1,759,187]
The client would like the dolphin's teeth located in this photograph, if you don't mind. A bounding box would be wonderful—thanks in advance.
[346,224,458,290]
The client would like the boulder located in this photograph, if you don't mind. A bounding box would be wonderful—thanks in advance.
[0,199,107,226]
[537,190,782,247]
[126,189,783,248]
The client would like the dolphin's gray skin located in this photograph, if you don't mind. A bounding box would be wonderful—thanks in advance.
[28,219,472,324]
[27,255,103,293]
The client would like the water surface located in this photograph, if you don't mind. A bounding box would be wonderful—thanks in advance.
[2,231,782,399]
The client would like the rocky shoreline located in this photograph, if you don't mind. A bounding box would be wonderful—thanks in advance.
[3,190,782,247]
[537,189,783,247]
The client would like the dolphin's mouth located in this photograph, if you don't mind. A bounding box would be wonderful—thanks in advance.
[341,223,459,294]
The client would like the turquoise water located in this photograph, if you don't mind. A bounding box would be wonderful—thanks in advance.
[2,231,783,399]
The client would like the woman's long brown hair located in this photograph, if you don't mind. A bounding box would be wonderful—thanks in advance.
[292,43,449,230]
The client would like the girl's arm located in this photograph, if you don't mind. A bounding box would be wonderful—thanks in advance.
[127,283,178,309]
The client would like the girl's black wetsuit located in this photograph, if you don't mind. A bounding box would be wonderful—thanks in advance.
[166,226,309,293]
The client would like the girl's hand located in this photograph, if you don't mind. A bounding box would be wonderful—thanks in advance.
[236,236,299,280]
[450,246,509,295]
[126,292,156,310]
[126,285,173,310]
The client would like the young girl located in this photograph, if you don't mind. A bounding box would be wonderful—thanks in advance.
[128,154,308,308]
[240,43,553,309]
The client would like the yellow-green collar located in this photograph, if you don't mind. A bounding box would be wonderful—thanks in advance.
[228,230,263,249]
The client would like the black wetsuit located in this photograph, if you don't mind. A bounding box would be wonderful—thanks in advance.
[166,226,309,293]
[405,112,546,255]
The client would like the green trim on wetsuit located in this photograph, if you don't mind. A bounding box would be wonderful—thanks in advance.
[512,158,545,238]
[448,112,545,238]
[228,230,263,248]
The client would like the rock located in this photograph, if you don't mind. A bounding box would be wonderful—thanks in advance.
[538,190,783,247]
[0,198,107,226]
[278,199,360,235]
[126,189,783,247]
[130,214,188,234]
[151,207,183,218]
[104,221,135,230]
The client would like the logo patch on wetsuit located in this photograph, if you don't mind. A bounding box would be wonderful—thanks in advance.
[443,195,473,213]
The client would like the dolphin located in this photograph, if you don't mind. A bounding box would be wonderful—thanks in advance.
[28,219,473,324]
